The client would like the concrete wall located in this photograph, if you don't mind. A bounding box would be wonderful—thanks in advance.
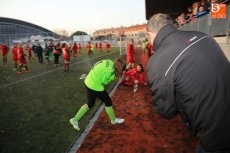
[214,36,230,62]
[220,44,230,62]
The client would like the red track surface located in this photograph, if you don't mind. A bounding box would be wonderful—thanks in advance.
[76,48,198,153]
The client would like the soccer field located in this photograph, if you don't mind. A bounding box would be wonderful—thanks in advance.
[0,47,125,153]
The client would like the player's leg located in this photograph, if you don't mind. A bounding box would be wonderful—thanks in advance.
[97,90,124,124]
[70,86,96,130]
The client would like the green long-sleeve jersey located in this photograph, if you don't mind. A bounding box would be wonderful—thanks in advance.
[84,59,116,91]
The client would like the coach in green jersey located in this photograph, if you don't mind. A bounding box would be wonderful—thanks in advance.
[70,59,125,131]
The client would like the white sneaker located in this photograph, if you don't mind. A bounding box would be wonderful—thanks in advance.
[69,118,80,130]
[111,118,125,124]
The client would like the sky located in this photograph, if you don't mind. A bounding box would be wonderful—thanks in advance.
[1,0,147,34]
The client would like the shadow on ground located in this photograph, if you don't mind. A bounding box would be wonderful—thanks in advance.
[76,48,198,153]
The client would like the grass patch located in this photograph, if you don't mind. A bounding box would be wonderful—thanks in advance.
[0,47,125,153]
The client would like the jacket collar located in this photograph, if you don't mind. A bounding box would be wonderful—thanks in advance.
[153,24,177,52]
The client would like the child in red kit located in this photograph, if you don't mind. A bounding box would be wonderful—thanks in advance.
[62,43,70,72]
[99,42,102,52]
[11,43,18,70]
[25,44,32,61]
[126,39,135,70]
[1,43,9,65]
[106,42,111,53]
[86,42,92,58]
[78,43,81,54]
[71,42,78,59]
[121,64,147,93]
[53,42,61,66]
[17,43,30,74]
[95,42,98,51]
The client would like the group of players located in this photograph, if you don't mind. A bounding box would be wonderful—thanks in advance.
[0,41,111,74]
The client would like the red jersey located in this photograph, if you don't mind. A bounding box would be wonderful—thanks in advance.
[62,47,70,61]
[1,45,9,56]
[17,46,26,64]
[72,44,78,51]
[12,47,18,61]
[106,43,110,52]
[123,68,146,85]
[127,43,134,63]
[78,44,81,50]
[86,44,91,52]
[71,44,78,58]
[99,43,102,48]
[99,43,102,51]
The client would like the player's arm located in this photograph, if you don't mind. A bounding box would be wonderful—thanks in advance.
[102,71,116,85]
[150,72,178,119]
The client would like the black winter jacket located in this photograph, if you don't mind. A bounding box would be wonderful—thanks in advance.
[147,24,230,151]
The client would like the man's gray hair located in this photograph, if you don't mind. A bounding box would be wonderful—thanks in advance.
[147,13,173,33]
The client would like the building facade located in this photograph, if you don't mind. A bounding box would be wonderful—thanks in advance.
[92,24,148,43]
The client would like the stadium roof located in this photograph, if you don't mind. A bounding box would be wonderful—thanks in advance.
[0,17,55,35]
[145,0,195,20]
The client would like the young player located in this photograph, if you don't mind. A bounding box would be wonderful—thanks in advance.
[95,42,98,51]
[0,43,9,65]
[99,42,102,52]
[78,43,81,54]
[121,64,147,93]
[142,40,147,55]
[44,42,53,64]
[53,43,61,66]
[106,42,111,53]
[62,43,70,72]
[86,42,92,58]
[17,43,30,74]
[11,43,18,70]
[25,44,32,61]
[71,42,78,59]
[69,59,125,130]
[90,43,95,56]
[34,43,43,64]
[126,39,135,70]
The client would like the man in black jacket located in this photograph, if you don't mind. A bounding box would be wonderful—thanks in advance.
[146,13,230,153]
[34,43,43,64]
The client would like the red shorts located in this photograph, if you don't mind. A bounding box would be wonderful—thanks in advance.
[17,55,26,65]
[18,58,26,65]
[63,54,70,63]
